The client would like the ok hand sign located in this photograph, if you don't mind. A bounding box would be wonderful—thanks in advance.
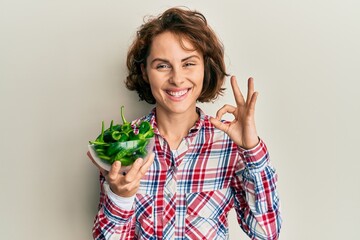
[210,76,260,149]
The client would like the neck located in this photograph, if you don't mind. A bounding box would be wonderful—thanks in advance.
[155,107,199,149]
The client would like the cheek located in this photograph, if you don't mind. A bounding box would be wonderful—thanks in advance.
[194,64,205,78]
[193,70,205,86]
[147,69,171,86]
[148,76,164,95]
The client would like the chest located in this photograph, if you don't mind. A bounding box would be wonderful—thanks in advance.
[139,132,238,195]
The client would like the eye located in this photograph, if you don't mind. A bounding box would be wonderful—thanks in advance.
[184,62,196,68]
[156,63,171,70]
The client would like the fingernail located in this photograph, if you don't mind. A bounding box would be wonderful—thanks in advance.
[137,158,144,165]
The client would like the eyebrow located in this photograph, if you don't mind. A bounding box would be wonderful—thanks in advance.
[150,55,201,65]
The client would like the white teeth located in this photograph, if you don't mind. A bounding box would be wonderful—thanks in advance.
[167,89,188,97]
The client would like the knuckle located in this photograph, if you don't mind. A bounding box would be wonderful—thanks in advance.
[139,168,147,175]
[107,175,116,183]
[133,182,140,190]
[134,163,142,170]
[124,185,133,192]
[124,176,133,184]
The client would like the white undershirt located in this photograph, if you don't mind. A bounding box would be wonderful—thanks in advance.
[103,182,135,211]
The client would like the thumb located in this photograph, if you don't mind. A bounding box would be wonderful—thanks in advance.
[210,117,229,133]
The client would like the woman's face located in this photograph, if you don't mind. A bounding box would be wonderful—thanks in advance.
[143,31,204,116]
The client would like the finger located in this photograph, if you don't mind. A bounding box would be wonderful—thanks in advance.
[123,158,144,182]
[230,76,245,106]
[246,77,255,106]
[87,151,108,176]
[139,152,155,176]
[108,161,121,182]
[210,117,230,133]
[215,104,236,120]
[131,152,155,183]
[248,92,258,113]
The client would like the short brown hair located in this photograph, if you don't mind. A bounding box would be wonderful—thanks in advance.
[125,7,227,104]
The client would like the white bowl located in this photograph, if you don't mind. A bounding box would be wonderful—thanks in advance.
[88,138,155,174]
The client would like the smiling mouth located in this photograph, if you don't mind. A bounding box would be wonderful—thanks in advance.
[166,89,190,98]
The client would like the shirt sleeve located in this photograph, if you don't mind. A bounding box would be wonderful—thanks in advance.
[92,172,136,239]
[230,138,282,240]
[104,183,135,211]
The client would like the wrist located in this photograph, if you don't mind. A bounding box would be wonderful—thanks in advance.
[109,185,136,198]
[241,136,260,150]
[104,183,135,210]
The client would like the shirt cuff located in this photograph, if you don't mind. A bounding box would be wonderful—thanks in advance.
[238,138,270,171]
[104,182,135,211]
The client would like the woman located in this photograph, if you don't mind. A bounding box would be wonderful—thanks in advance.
[88,7,281,240]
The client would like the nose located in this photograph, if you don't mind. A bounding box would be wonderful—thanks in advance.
[169,68,184,86]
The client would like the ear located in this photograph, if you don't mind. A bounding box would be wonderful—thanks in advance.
[141,63,149,83]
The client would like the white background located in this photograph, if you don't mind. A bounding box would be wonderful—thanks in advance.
[1,0,359,239]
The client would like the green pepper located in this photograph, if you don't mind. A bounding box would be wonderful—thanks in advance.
[112,124,121,131]
[118,133,129,142]
[139,121,154,139]
[139,121,151,134]
[89,106,154,166]
[97,153,112,161]
[117,156,135,166]
[111,131,122,141]
[128,140,148,156]
[113,148,130,161]
[95,148,106,153]
[90,121,109,157]
[144,130,154,138]
[96,121,105,142]
[107,142,125,156]
[133,148,147,158]
[136,139,148,148]
[89,141,109,146]
[96,121,113,143]
[129,128,153,141]
[129,131,140,141]
[120,106,132,133]
[109,120,114,130]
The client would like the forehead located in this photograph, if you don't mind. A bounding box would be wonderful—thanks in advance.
[148,31,201,58]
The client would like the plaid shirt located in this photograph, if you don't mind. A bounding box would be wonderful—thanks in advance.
[92,108,281,239]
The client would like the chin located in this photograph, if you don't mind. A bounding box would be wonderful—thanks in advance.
[169,103,197,114]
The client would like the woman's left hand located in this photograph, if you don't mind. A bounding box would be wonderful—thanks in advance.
[210,76,259,149]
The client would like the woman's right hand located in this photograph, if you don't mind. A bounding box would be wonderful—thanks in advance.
[87,151,155,197]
